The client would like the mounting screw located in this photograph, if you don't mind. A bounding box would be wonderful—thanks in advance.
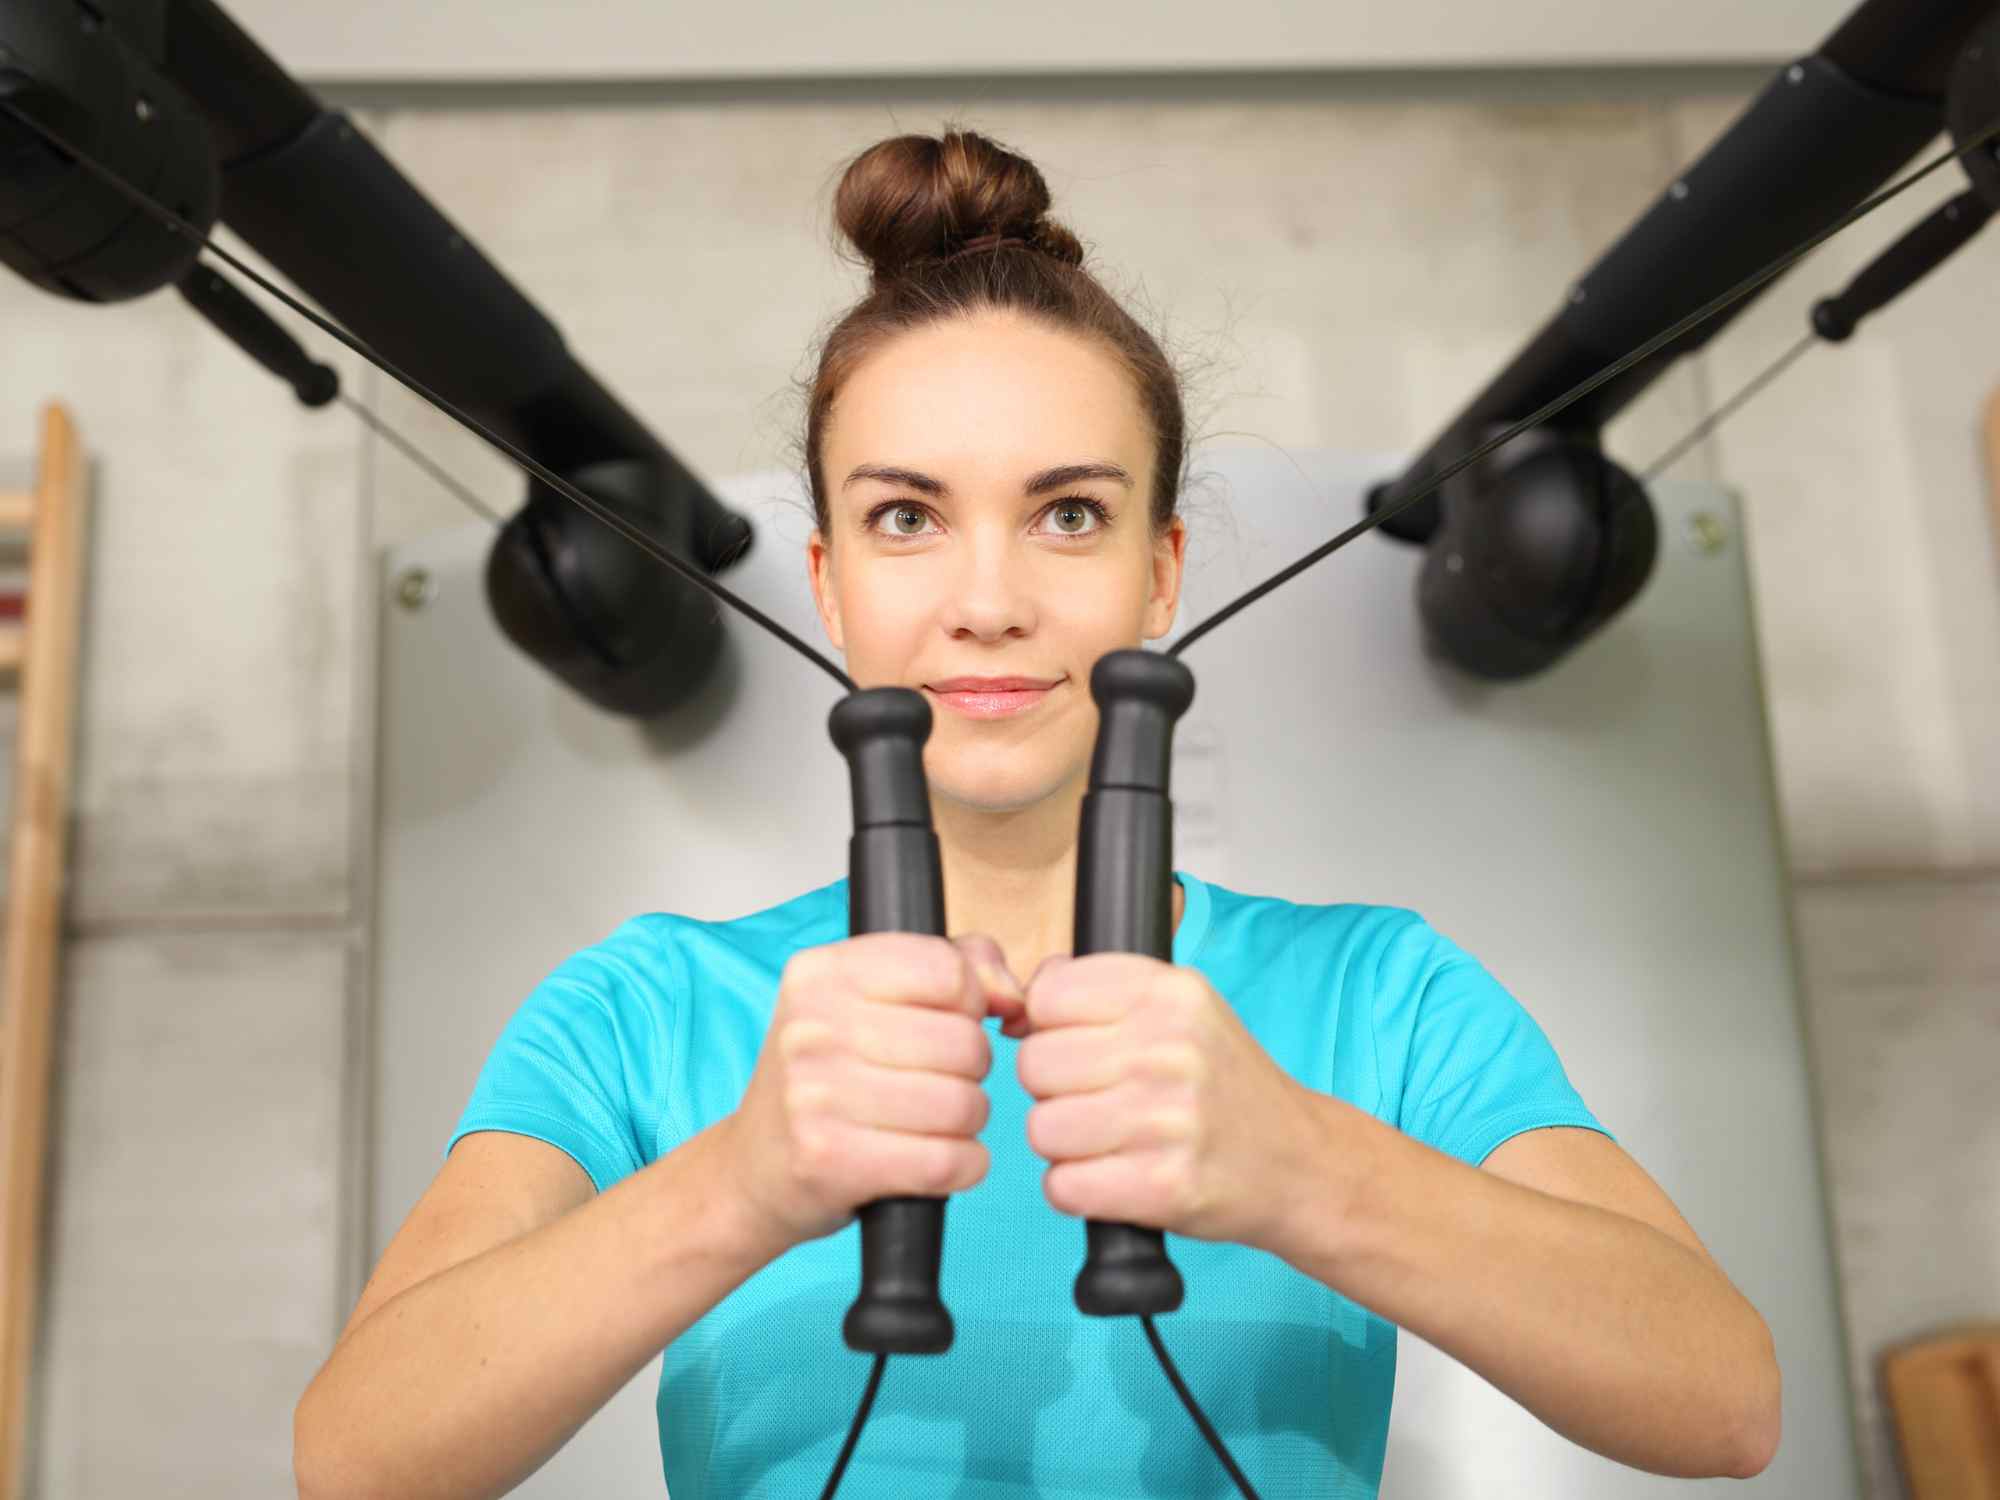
[1445,552,1465,573]
[1786,63,1805,84]
[1569,285,1588,306]
[395,567,436,611]
[134,96,154,123]
[1669,180,1690,201]
[1687,512,1728,555]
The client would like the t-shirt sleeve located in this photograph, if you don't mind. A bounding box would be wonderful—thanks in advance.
[1371,911,1613,1166]
[444,916,678,1194]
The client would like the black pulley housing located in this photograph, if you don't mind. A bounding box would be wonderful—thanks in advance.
[1416,425,1657,680]
[0,2,217,300]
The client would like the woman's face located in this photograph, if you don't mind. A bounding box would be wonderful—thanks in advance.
[808,308,1187,813]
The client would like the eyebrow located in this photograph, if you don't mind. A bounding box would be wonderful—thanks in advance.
[840,461,1135,497]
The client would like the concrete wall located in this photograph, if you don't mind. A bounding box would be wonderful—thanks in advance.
[4,74,1995,1497]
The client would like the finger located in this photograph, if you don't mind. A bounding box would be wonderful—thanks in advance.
[1023,952,1162,1030]
[838,933,978,1016]
[1015,1023,1124,1099]
[838,1060,991,1139]
[862,1126,990,1198]
[851,1000,992,1079]
[1043,1153,1167,1227]
[1026,1086,1153,1161]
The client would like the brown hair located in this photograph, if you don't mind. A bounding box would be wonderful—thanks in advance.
[799,127,1189,539]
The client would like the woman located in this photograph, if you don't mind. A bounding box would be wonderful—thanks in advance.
[294,128,1780,1499]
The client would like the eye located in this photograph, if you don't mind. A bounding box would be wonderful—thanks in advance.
[1038,496,1111,538]
[859,495,1113,543]
[864,502,938,539]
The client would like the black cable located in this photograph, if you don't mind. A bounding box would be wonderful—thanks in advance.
[1639,332,1817,483]
[1142,1314,1263,1500]
[1167,116,2000,660]
[1644,183,1996,484]
[0,98,856,694]
[339,393,506,527]
[820,1352,888,1500]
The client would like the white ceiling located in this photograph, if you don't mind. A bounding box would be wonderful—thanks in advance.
[221,0,1859,82]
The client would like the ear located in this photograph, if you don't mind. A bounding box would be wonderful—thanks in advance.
[1141,516,1188,642]
[805,528,845,653]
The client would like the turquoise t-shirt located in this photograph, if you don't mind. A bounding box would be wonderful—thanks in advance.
[447,870,1611,1498]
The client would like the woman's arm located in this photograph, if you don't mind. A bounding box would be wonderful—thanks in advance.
[1266,1098,1782,1480]
[294,1115,786,1500]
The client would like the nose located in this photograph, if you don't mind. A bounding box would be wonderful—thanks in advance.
[939,525,1038,642]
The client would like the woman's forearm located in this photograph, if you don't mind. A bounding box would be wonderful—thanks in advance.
[1265,1095,1780,1480]
[294,1116,787,1500]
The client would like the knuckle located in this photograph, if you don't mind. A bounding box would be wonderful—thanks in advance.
[777,1017,836,1065]
[785,946,833,991]
[953,931,997,963]
[958,1082,990,1136]
[1014,1051,1040,1098]
[796,1125,835,1171]
[850,1017,886,1061]
[1043,1166,1072,1215]
[1146,1040,1204,1084]
[942,959,976,1009]
[922,1141,960,1194]
[945,1013,986,1066]
[783,1077,834,1122]
[1025,1103,1052,1156]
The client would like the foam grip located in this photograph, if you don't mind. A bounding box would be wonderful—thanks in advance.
[1072,649,1196,1317]
[828,687,954,1355]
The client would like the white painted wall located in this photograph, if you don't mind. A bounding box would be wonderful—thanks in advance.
[225,0,1860,81]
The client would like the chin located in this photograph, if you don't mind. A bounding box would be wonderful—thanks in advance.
[927,755,1082,815]
[930,777,1052,816]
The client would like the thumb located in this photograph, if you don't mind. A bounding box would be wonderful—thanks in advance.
[951,933,1025,1024]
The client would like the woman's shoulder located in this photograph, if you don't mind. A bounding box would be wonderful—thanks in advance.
[1186,868,1440,963]
[544,875,852,997]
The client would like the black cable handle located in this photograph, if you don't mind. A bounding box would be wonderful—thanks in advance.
[1070,649,1193,1318]
[829,687,956,1358]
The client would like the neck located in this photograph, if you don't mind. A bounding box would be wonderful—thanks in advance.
[928,773,1185,987]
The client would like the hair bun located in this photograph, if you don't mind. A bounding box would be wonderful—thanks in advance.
[833,128,1085,281]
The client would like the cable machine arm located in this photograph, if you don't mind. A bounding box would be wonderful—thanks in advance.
[1370,0,1994,545]
[0,0,753,717]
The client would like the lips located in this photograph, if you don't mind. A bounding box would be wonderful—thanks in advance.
[926,676,1061,693]
[923,675,1063,719]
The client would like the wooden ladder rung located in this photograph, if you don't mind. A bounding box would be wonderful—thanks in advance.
[0,627,19,675]
[0,494,29,536]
